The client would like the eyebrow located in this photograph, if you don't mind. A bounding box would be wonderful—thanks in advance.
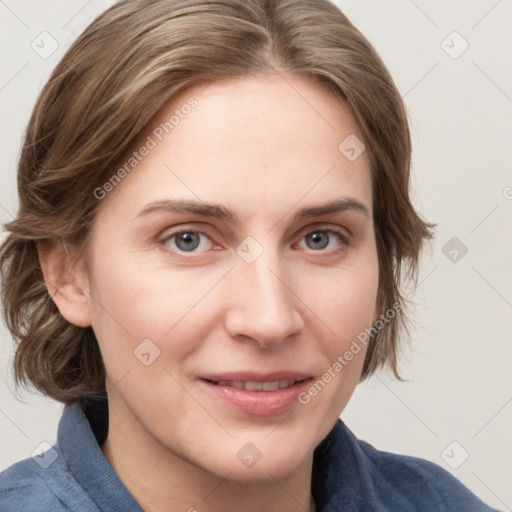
[294,198,369,220]
[133,197,370,222]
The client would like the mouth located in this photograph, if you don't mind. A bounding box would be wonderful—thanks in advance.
[197,372,314,416]
[202,378,306,391]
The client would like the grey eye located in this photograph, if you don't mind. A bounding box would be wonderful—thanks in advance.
[173,232,201,251]
[305,231,330,250]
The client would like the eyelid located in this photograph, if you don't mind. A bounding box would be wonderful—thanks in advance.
[296,222,352,241]
[158,225,217,252]
[294,224,352,250]
[159,222,215,240]
[157,222,352,255]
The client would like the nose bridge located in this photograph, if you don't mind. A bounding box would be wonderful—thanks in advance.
[226,242,302,345]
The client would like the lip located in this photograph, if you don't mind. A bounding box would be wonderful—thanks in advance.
[197,371,314,416]
[199,371,313,382]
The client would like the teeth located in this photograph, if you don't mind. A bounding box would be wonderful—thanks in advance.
[214,380,297,390]
[262,381,279,391]
[245,381,263,391]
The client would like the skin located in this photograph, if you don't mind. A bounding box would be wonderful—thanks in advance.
[39,74,380,512]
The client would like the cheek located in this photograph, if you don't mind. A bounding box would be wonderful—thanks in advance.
[87,226,378,373]
[299,258,379,339]
[292,263,377,435]
[86,248,226,360]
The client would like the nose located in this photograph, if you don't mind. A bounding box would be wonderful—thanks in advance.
[224,253,304,348]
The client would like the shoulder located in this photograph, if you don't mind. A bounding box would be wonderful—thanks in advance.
[0,450,94,512]
[0,457,65,511]
[357,438,501,511]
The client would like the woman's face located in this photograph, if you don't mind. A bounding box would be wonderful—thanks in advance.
[80,75,379,480]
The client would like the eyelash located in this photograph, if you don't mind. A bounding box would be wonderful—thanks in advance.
[159,226,351,256]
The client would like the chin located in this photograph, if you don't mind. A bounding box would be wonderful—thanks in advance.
[201,435,313,483]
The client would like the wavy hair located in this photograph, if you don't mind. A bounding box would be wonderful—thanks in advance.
[0,0,435,404]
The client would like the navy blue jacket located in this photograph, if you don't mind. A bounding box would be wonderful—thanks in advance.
[0,397,501,511]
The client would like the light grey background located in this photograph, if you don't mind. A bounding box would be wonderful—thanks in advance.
[1,1,511,510]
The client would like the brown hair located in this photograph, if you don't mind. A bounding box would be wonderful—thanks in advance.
[0,0,434,405]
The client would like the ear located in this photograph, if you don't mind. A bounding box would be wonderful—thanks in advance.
[37,240,92,327]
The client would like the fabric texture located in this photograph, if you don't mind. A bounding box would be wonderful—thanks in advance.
[0,397,502,511]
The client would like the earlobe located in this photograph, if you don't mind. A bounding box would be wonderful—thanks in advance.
[37,240,92,328]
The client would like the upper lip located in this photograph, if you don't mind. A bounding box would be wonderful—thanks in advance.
[198,371,313,383]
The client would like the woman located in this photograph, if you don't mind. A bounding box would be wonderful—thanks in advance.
[0,0,502,510]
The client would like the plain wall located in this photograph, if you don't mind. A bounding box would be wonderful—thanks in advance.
[1,1,511,510]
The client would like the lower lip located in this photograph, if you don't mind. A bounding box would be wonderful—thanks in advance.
[198,379,313,416]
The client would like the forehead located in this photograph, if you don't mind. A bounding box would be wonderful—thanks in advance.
[97,75,372,223]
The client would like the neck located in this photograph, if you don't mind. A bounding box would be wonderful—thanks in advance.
[101,392,315,512]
